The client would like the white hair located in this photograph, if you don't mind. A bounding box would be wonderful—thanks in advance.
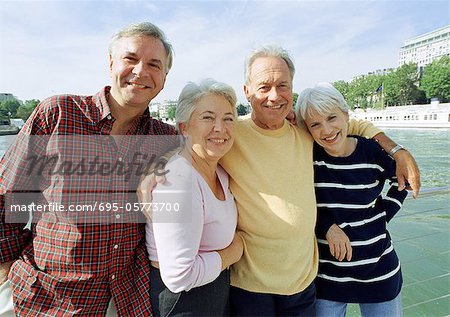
[295,82,349,127]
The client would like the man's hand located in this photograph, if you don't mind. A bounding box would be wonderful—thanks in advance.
[0,261,14,285]
[286,109,296,125]
[217,233,244,271]
[373,132,421,198]
[392,149,421,198]
[326,224,352,262]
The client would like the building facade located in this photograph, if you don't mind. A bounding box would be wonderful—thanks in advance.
[399,25,450,67]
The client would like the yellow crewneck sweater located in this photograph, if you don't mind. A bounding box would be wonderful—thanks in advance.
[220,118,381,295]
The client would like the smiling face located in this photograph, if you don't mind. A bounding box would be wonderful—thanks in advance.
[244,56,293,130]
[304,107,352,157]
[180,94,236,163]
[109,35,168,110]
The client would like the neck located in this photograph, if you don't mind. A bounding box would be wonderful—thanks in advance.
[251,113,284,130]
[180,148,218,180]
[107,93,148,135]
[325,136,357,157]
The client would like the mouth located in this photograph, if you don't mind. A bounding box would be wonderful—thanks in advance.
[127,81,150,89]
[264,104,283,110]
[208,138,229,144]
[322,132,339,143]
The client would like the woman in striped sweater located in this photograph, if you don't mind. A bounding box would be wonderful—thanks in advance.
[296,83,408,317]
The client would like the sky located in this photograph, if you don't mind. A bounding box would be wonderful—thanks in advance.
[0,0,449,104]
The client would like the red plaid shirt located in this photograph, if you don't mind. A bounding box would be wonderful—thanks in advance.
[0,87,178,316]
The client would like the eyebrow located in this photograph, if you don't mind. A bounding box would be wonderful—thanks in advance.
[123,51,163,65]
[199,111,234,116]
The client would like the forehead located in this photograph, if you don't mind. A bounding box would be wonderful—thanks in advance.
[194,94,233,113]
[249,57,291,84]
[112,36,166,59]
[305,107,344,121]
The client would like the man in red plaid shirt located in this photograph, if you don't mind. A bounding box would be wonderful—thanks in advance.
[0,22,178,316]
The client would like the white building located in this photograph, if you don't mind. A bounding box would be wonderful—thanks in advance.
[399,25,450,67]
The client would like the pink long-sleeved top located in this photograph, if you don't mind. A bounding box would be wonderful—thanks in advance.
[145,154,237,293]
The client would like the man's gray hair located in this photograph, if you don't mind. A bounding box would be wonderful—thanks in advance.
[109,22,174,72]
[295,82,349,128]
[244,45,295,84]
[176,79,238,135]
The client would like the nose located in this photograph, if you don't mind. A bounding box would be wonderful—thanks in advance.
[268,87,281,102]
[132,61,148,78]
[322,122,333,134]
[213,119,225,132]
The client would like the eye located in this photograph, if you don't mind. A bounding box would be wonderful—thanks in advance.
[124,56,136,62]
[201,116,215,121]
[149,62,162,70]
[258,85,269,92]
[224,116,235,122]
[328,115,337,121]
[310,123,319,128]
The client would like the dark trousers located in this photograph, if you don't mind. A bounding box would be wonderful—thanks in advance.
[229,282,316,317]
[150,265,230,317]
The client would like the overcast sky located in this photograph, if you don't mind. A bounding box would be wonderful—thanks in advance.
[0,0,448,104]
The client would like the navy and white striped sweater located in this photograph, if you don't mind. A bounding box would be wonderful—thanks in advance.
[314,136,408,303]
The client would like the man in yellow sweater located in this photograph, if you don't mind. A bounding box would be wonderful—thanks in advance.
[219,45,420,316]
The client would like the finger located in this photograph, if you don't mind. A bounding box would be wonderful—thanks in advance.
[346,242,353,261]
[338,244,345,261]
[396,174,406,191]
[335,244,342,261]
[155,174,166,185]
[329,244,335,258]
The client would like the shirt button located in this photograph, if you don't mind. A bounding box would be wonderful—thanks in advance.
[114,244,119,249]
[107,115,112,120]
[118,157,123,162]
[116,214,121,219]
[111,274,116,280]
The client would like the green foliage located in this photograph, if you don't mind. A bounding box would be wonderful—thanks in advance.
[15,99,39,121]
[0,98,22,118]
[167,105,176,120]
[384,63,424,106]
[421,56,450,102]
[332,61,443,108]
[236,103,249,116]
[292,93,299,107]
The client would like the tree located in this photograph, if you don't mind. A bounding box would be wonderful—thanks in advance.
[16,99,39,121]
[0,98,21,118]
[167,105,176,120]
[384,63,423,106]
[236,103,249,116]
[292,93,299,107]
[421,56,450,102]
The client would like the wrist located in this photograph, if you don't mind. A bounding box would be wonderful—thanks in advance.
[389,144,406,157]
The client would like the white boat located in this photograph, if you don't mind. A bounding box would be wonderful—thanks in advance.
[350,102,450,129]
[0,118,19,135]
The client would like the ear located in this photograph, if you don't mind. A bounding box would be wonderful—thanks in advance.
[179,122,188,137]
[344,111,350,122]
[109,54,114,73]
[244,84,250,101]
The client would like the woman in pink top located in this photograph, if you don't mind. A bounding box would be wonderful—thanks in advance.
[145,79,243,316]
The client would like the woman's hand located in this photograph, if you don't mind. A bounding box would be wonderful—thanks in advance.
[217,233,244,271]
[326,224,352,261]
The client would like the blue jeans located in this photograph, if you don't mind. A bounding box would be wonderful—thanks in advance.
[316,293,402,317]
[230,282,316,316]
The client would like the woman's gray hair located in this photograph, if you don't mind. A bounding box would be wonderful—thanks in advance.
[109,22,174,72]
[244,45,295,84]
[295,82,349,128]
[176,79,238,134]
